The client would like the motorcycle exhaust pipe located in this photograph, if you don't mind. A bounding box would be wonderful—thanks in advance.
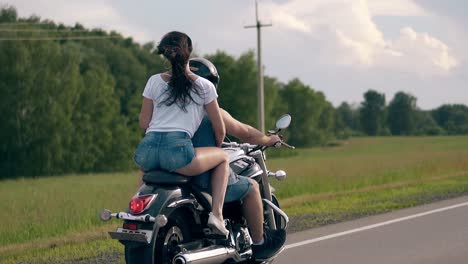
[173,245,236,264]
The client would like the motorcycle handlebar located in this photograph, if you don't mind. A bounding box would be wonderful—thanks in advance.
[222,140,295,150]
[221,142,257,149]
[281,141,296,149]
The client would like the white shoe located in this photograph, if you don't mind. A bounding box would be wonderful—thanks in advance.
[207,212,229,238]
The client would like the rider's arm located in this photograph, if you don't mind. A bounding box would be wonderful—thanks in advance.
[205,100,226,147]
[139,97,153,130]
[221,109,279,146]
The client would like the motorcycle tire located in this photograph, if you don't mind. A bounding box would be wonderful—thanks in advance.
[245,258,276,264]
[124,243,151,264]
[124,210,192,264]
[155,210,192,264]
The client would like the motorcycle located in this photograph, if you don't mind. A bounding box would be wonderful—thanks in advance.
[100,114,294,264]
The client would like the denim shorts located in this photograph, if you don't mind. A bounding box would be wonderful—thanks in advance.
[133,131,195,172]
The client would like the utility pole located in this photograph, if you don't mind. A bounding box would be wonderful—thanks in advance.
[245,0,271,133]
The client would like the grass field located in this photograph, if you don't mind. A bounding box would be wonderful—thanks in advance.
[1,136,468,263]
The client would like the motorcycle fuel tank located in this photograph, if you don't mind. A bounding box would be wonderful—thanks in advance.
[225,148,262,179]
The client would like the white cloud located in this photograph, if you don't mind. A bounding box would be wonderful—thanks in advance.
[367,0,429,17]
[269,8,311,33]
[384,27,458,73]
[262,0,458,75]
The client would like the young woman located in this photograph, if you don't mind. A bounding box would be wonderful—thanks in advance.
[134,31,229,237]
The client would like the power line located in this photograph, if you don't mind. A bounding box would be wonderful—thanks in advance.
[0,36,121,41]
[0,22,62,26]
[0,28,95,33]
[0,23,60,28]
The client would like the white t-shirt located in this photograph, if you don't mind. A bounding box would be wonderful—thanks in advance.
[142,74,218,137]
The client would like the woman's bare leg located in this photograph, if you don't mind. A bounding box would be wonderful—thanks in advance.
[175,147,229,220]
[207,154,229,220]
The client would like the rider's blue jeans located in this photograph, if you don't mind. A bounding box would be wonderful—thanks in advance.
[191,116,252,202]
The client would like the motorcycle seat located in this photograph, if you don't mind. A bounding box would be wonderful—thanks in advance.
[142,170,190,185]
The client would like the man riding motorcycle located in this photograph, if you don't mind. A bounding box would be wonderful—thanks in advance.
[188,57,286,260]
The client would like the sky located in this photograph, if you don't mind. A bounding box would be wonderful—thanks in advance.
[5,0,468,109]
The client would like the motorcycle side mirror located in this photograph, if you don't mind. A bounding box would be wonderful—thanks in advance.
[275,114,291,130]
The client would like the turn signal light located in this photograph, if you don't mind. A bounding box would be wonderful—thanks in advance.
[129,195,155,214]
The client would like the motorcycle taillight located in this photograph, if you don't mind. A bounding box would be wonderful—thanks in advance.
[129,195,155,214]
[123,223,138,230]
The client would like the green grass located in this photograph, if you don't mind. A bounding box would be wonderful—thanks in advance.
[0,173,138,247]
[285,177,468,232]
[270,136,468,199]
[1,239,123,264]
[1,136,468,263]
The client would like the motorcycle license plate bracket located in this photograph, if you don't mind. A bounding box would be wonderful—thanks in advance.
[109,227,154,244]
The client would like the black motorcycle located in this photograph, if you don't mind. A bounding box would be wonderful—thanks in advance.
[100,114,294,264]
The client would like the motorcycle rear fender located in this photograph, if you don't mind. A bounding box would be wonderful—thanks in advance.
[128,183,202,237]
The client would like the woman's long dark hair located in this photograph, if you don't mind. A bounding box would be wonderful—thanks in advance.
[156,31,200,112]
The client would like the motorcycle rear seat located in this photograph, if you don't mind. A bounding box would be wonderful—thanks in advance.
[142,170,190,185]
[143,170,213,211]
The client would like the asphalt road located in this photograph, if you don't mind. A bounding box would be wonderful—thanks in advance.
[276,195,468,264]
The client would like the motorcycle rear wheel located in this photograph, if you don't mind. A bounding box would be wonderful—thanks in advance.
[155,210,192,263]
[124,244,151,263]
[124,210,192,264]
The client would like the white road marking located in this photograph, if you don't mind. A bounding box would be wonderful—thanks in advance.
[285,201,468,250]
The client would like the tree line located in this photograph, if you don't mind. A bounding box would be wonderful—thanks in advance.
[337,90,468,137]
[1,6,467,179]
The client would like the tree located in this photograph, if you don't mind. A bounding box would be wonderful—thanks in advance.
[335,102,361,138]
[0,6,167,178]
[413,110,445,135]
[359,90,386,136]
[387,92,417,135]
[280,79,334,146]
[432,104,468,135]
[0,39,83,177]
[207,51,258,126]
[0,5,17,22]
[264,76,282,128]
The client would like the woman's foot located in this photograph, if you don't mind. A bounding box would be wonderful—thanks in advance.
[207,212,229,238]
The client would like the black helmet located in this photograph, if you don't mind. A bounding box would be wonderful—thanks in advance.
[189,57,220,88]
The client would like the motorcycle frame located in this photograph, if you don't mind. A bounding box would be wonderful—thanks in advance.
[249,150,277,230]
